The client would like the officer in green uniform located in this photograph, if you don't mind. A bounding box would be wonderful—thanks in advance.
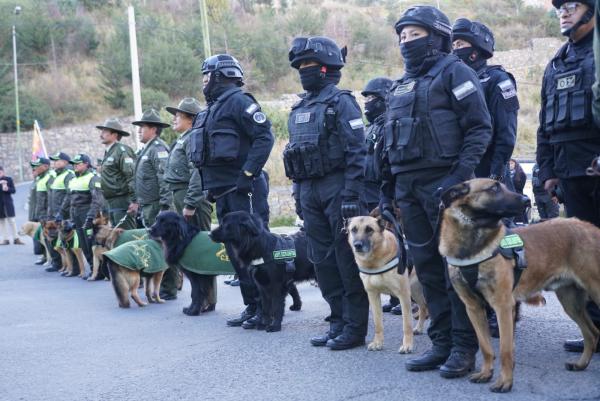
[45,152,75,272]
[97,118,137,229]
[164,97,216,306]
[61,154,104,275]
[129,109,172,228]
[32,157,53,225]
[29,159,49,264]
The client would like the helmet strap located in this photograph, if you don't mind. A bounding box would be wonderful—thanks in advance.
[562,8,594,39]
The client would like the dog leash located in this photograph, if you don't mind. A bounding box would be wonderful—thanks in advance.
[381,209,408,274]
[404,202,445,249]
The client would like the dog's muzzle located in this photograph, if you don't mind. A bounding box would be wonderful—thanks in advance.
[352,240,370,254]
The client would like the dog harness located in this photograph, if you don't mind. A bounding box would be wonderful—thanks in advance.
[356,257,400,275]
[250,234,297,278]
[448,230,527,291]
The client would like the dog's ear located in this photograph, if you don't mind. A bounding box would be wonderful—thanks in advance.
[376,216,386,232]
[241,214,260,236]
[441,182,470,207]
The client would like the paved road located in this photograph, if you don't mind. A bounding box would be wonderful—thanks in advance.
[1,183,599,401]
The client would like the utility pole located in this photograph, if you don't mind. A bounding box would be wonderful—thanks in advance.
[199,0,211,57]
[128,5,142,150]
[13,6,23,181]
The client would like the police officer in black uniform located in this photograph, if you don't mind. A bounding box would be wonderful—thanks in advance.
[190,54,274,328]
[451,18,520,338]
[536,0,600,353]
[532,163,560,220]
[361,77,402,313]
[452,19,519,181]
[285,36,369,350]
[381,6,492,375]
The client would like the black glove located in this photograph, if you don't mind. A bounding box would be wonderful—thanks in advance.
[236,173,254,194]
[435,164,473,198]
[205,190,216,203]
[341,197,360,219]
[82,217,93,230]
[378,197,393,216]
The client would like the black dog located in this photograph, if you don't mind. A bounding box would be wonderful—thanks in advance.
[210,211,315,332]
[150,212,216,316]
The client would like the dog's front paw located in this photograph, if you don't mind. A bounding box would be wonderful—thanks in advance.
[289,302,302,311]
[413,327,424,335]
[155,297,165,304]
[469,370,493,383]
[137,302,148,307]
[266,324,282,332]
[398,343,413,354]
[490,377,513,393]
[367,341,383,351]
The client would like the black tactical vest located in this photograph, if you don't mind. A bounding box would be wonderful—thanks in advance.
[384,55,462,172]
[478,65,519,112]
[283,88,348,180]
[364,120,384,184]
[542,42,599,143]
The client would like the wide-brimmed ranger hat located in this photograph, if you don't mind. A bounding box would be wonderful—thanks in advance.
[132,109,170,128]
[96,118,131,137]
[166,98,203,117]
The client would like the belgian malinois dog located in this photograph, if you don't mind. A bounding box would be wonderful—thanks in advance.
[347,215,428,353]
[439,178,600,393]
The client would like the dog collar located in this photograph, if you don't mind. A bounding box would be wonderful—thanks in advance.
[445,250,499,267]
[357,257,399,275]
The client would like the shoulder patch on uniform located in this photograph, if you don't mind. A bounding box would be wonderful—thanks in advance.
[157,151,169,158]
[94,182,102,188]
[498,79,517,99]
[245,103,259,115]
[253,112,267,124]
[349,119,364,130]
[480,76,491,83]
[452,80,477,101]
[120,146,125,151]
[124,157,133,164]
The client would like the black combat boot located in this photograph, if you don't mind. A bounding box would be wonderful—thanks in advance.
[310,331,339,347]
[439,350,476,378]
[405,347,450,371]
[226,305,256,327]
[326,333,365,351]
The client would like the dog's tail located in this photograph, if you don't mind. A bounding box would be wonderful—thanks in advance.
[107,260,131,308]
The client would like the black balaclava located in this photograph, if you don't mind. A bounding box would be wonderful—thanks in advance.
[400,33,447,76]
[453,47,486,71]
[299,65,341,92]
[364,97,386,123]
[203,72,240,103]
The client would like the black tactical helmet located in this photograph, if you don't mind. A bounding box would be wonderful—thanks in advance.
[289,36,347,70]
[452,18,495,59]
[361,77,393,99]
[201,54,244,80]
[552,0,594,8]
[395,5,452,38]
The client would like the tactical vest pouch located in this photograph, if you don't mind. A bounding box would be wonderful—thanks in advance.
[428,113,463,158]
[190,127,205,168]
[571,89,587,125]
[208,128,239,163]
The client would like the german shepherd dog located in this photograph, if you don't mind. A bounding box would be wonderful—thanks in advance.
[347,215,428,353]
[89,213,114,281]
[19,221,52,263]
[150,212,217,316]
[439,178,600,392]
[57,220,88,278]
[210,211,315,332]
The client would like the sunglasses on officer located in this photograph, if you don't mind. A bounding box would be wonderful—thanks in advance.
[555,2,580,17]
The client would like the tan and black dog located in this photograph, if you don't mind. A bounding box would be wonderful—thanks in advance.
[439,178,600,393]
[19,221,52,263]
[54,220,88,278]
[89,214,115,281]
[347,215,427,353]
